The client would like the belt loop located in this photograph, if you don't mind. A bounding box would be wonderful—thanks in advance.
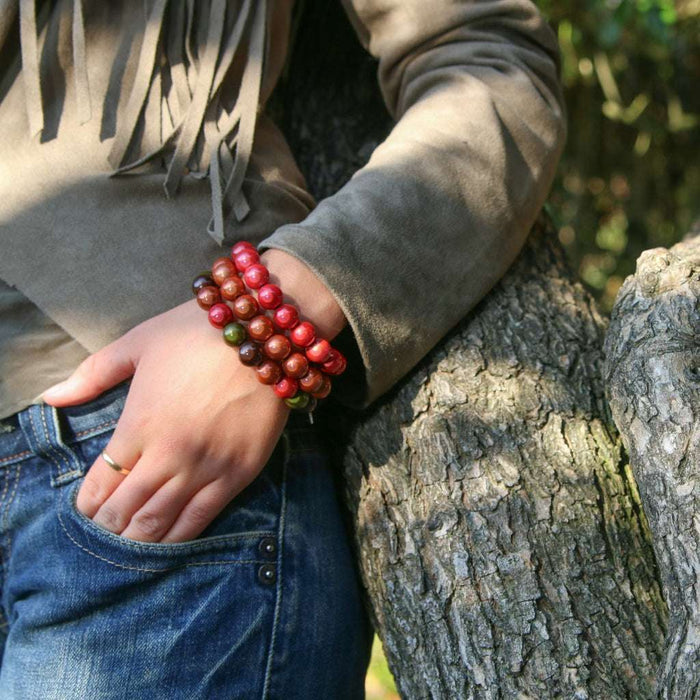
[18,403,84,488]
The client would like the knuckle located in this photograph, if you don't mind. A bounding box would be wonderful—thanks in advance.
[130,509,167,538]
[93,505,127,533]
[185,499,217,530]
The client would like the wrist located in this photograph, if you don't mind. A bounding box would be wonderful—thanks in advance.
[259,249,347,341]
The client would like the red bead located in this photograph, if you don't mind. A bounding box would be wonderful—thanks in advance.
[255,360,283,385]
[248,315,275,342]
[208,303,233,329]
[220,275,246,301]
[196,285,221,310]
[233,249,260,272]
[311,374,332,399]
[321,348,347,375]
[274,377,299,399]
[282,352,309,379]
[290,321,316,348]
[257,284,283,310]
[231,241,256,256]
[264,334,291,361]
[243,264,269,289]
[211,258,237,285]
[299,367,325,393]
[273,304,299,330]
[232,294,259,320]
[306,338,332,363]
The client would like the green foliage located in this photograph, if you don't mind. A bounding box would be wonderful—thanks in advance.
[538,0,700,310]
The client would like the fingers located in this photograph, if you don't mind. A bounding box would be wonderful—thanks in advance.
[76,431,141,518]
[159,480,235,543]
[42,335,137,407]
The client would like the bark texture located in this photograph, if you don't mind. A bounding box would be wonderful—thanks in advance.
[317,216,667,698]
[277,3,676,696]
[605,227,700,699]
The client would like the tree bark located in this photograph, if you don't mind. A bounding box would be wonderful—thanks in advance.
[317,215,667,698]
[275,4,690,696]
[605,228,700,699]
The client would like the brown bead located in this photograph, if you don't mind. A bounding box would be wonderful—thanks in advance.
[220,275,246,301]
[192,272,214,295]
[311,374,331,399]
[211,258,237,286]
[238,341,263,366]
[264,334,291,361]
[233,294,259,320]
[255,360,283,385]
[196,285,221,310]
[248,315,274,342]
[299,367,325,393]
[282,352,309,379]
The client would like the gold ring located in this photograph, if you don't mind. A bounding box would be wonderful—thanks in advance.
[101,450,131,475]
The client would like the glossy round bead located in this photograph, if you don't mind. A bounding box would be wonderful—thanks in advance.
[285,392,310,410]
[220,275,246,301]
[233,249,260,272]
[257,284,283,310]
[192,272,214,295]
[290,321,316,348]
[321,348,347,375]
[196,285,221,310]
[255,360,283,385]
[208,303,233,329]
[311,374,331,399]
[282,352,309,379]
[238,341,263,366]
[223,322,247,346]
[273,377,299,399]
[264,334,291,361]
[273,304,299,330]
[232,294,259,321]
[306,338,332,364]
[248,315,275,342]
[211,258,237,285]
[231,241,256,256]
[299,396,318,413]
[243,264,269,289]
[299,367,325,393]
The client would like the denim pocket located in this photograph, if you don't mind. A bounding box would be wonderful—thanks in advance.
[55,431,287,572]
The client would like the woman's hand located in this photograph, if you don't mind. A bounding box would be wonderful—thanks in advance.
[41,249,347,543]
[43,299,291,543]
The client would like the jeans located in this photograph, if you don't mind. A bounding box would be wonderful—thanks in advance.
[0,382,372,699]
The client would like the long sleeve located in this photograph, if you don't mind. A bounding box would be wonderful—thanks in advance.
[258,0,567,409]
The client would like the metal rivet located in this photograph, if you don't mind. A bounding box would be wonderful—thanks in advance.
[258,563,276,585]
[258,537,277,557]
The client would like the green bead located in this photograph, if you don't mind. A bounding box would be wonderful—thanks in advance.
[223,322,246,346]
[285,392,310,410]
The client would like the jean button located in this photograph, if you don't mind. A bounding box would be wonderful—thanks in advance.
[258,563,277,585]
[258,537,277,557]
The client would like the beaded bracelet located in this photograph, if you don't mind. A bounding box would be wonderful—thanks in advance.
[192,241,347,415]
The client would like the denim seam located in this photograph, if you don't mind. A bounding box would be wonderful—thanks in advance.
[0,451,31,465]
[0,467,11,628]
[27,408,68,484]
[56,511,275,572]
[3,462,22,563]
[71,419,119,441]
[261,430,290,699]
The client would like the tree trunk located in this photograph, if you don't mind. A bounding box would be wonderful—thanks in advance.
[275,3,693,696]
[317,215,668,698]
[605,228,700,699]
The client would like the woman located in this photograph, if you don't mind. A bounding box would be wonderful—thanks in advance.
[0,0,566,696]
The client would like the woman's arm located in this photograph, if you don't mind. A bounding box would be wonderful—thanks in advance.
[42,250,344,543]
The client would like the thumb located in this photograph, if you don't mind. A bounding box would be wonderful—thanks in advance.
[42,337,137,407]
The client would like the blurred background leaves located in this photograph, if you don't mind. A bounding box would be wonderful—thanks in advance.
[541,0,699,311]
[365,1,699,695]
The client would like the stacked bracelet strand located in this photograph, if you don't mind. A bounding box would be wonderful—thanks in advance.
[192,241,347,414]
